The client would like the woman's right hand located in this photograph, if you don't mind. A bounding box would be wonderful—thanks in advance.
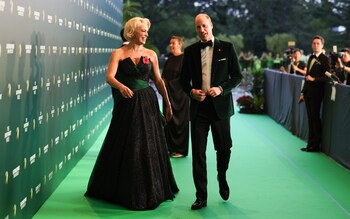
[119,85,134,98]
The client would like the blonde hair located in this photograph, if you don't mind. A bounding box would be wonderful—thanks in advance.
[123,17,151,41]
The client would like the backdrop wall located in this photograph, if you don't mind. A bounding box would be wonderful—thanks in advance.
[0,0,123,218]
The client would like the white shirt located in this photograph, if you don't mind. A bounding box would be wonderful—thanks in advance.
[201,37,214,92]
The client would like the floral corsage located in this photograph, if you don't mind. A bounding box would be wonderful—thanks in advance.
[142,56,150,65]
[314,58,321,66]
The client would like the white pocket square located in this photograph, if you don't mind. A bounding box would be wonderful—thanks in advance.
[218,58,227,61]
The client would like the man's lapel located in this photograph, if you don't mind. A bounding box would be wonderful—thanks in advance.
[211,39,221,78]
[307,55,317,74]
[194,42,202,75]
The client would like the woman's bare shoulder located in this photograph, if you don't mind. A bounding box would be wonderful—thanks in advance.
[111,47,130,60]
[144,48,157,60]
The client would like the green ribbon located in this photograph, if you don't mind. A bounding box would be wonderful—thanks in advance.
[114,76,149,104]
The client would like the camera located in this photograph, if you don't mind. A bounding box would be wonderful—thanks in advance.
[284,47,296,64]
[329,51,344,70]
[285,47,295,59]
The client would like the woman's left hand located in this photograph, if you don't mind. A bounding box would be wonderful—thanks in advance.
[165,104,173,121]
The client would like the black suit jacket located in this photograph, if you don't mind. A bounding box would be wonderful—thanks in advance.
[181,39,242,120]
[302,53,330,98]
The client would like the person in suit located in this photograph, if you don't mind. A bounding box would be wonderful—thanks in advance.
[180,13,242,210]
[299,35,330,152]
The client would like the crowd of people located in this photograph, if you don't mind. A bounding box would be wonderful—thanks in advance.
[238,46,350,85]
[83,12,350,213]
[240,37,350,153]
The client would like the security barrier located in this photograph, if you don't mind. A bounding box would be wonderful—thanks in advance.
[264,69,350,169]
[0,0,123,218]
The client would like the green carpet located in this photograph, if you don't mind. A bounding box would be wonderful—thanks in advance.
[33,113,350,219]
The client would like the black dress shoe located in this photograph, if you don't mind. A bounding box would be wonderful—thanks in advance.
[191,198,207,210]
[300,147,320,152]
[218,177,230,201]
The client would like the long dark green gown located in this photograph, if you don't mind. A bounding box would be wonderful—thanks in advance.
[85,56,179,210]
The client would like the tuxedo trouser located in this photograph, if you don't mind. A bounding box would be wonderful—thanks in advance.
[191,97,232,200]
[304,95,323,147]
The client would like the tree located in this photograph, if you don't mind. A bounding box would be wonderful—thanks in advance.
[122,0,160,54]
[134,0,199,54]
[235,0,307,53]
[265,33,296,55]
[332,0,350,51]
[123,0,348,56]
[123,0,143,25]
[216,33,244,53]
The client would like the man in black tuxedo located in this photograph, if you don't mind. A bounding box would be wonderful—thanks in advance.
[299,35,330,152]
[180,13,242,210]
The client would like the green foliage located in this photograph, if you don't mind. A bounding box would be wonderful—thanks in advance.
[122,0,160,55]
[150,14,195,54]
[265,33,296,54]
[237,65,264,112]
[123,0,143,24]
[124,0,350,55]
[251,67,264,110]
[216,34,244,53]
[145,43,160,56]
[182,37,199,51]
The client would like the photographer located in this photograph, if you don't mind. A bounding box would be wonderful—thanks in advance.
[280,48,306,75]
[335,48,350,85]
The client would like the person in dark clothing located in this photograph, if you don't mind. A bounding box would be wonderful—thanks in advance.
[299,35,330,152]
[85,17,178,210]
[181,13,242,210]
[335,48,350,84]
[280,49,307,75]
[162,36,190,158]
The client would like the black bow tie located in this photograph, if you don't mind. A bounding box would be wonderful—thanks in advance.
[200,40,213,49]
[310,54,317,59]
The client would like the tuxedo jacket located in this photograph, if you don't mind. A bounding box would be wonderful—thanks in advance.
[180,39,242,120]
[302,53,330,98]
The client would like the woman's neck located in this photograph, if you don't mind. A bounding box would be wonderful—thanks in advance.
[128,43,143,53]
